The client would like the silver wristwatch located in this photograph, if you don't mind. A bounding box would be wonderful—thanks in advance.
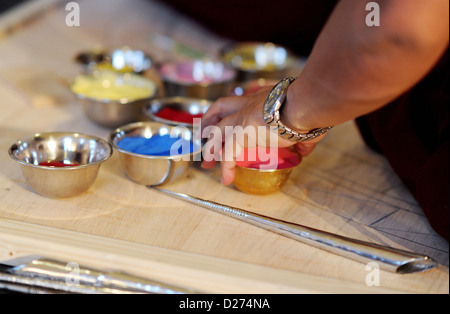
[263,77,332,142]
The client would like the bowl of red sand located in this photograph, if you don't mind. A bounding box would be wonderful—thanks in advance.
[158,59,236,100]
[234,147,301,195]
[8,132,112,198]
[144,96,211,128]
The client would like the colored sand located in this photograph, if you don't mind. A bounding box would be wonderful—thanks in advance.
[236,147,300,170]
[71,71,155,101]
[223,44,287,71]
[96,62,134,73]
[117,134,196,156]
[155,107,203,124]
[159,61,235,84]
[39,161,81,167]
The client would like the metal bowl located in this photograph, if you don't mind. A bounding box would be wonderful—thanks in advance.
[75,46,153,74]
[233,147,301,195]
[8,132,112,198]
[70,70,159,128]
[143,97,211,128]
[109,121,201,186]
[157,59,236,100]
[230,78,278,96]
[221,42,296,82]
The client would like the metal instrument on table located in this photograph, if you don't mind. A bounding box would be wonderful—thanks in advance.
[152,187,437,274]
[0,256,200,294]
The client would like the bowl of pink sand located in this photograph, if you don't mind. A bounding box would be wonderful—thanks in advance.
[158,59,236,100]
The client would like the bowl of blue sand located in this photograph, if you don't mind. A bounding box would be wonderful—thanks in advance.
[109,121,201,186]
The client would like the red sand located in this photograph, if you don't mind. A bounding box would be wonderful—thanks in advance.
[155,107,203,124]
[236,147,301,170]
[38,161,80,167]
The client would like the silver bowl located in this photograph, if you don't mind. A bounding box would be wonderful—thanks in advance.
[109,121,201,186]
[157,59,236,100]
[8,132,112,198]
[75,46,153,74]
[143,97,211,128]
[221,42,296,82]
[229,78,278,96]
[70,70,159,128]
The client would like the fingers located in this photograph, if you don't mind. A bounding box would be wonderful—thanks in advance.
[221,159,236,185]
[200,87,306,185]
[201,90,269,134]
[201,96,243,131]
[293,133,327,157]
[200,97,235,169]
[200,116,230,169]
[294,142,317,157]
[220,134,243,185]
[200,114,243,185]
[201,159,217,169]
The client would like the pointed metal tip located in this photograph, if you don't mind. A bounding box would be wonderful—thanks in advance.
[396,256,437,274]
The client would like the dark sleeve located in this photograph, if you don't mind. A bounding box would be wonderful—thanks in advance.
[416,139,449,241]
[359,49,449,242]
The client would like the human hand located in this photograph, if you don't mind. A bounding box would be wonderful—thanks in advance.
[200,86,324,185]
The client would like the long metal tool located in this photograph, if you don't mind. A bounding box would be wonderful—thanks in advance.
[152,187,437,274]
[0,256,201,294]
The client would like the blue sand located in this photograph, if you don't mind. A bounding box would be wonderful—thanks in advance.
[117,134,196,156]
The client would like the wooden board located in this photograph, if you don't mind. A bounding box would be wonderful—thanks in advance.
[0,0,448,293]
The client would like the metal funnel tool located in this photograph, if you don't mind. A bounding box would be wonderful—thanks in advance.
[152,187,437,274]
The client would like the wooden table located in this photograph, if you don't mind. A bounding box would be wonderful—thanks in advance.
[0,0,448,294]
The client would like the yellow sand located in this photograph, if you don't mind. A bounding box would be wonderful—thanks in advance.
[71,71,155,101]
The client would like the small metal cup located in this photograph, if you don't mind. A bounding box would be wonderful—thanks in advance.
[75,46,153,74]
[109,122,201,186]
[233,147,301,195]
[234,166,296,195]
[8,132,112,198]
[221,42,296,82]
[143,96,211,128]
[70,71,159,128]
[158,60,236,100]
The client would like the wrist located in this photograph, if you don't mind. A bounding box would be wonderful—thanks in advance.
[281,80,322,132]
[263,77,332,143]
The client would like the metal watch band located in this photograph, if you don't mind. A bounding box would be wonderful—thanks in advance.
[263,77,332,142]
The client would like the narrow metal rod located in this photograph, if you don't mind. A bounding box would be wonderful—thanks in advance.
[4,257,199,294]
[152,187,437,274]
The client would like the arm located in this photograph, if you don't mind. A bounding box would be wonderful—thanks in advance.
[284,0,449,131]
[201,0,449,185]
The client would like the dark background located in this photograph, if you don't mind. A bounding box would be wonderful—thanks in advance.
[0,0,29,14]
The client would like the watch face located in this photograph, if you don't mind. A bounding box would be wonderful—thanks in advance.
[263,82,283,113]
